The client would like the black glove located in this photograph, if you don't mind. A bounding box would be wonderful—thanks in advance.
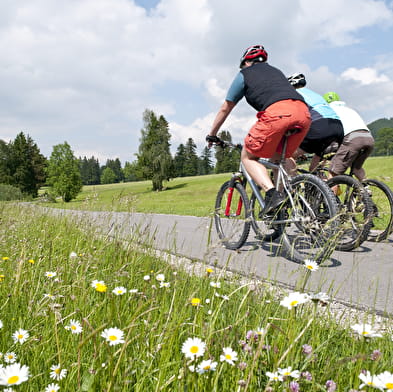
[206,135,222,146]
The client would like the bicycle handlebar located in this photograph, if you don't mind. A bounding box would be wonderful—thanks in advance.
[205,135,242,150]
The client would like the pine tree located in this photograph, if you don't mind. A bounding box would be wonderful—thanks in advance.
[46,142,83,202]
[136,109,174,191]
[174,144,187,177]
[214,130,241,173]
[183,138,199,176]
[199,146,214,175]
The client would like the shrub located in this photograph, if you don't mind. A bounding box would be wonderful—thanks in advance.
[0,183,24,201]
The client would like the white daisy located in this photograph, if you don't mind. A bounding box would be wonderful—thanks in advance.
[0,320,3,329]
[45,271,57,278]
[310,292,330,304]
[143,275,150,281]
[12,329,29,344]
[266,371,283,382]
[159,282,170,288]
[351,323,382,338]
[181,337,206,360]
[197,359,218,374]
[3,388,16,392]
[101,327,125,346]
[278,366,300,379]
[4,353,17,364]
[220,347,238,365]
[112,286,127,295]
[303,259,319,272]
[210,281,221,289]
[0,363,30,386]
[359,371,379,389]
[155,274,165,282]
[69,251,78,258]
[49,364,67,381]
[65,319,83,334]
[129,289,138,294]
[375,371,393,390]
[280,292,311,310]
[45,383,60,392]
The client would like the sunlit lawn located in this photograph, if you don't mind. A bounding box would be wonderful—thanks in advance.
[1,203,393,391]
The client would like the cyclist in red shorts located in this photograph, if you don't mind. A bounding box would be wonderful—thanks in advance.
[206,45,311,213]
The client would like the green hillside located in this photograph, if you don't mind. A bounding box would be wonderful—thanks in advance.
[368,117,393,138]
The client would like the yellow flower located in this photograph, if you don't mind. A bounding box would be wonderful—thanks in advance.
[28,259,35,264]
[206,267,214,274]
[2,257,9,261]
[191,298,201,307]
[0,275,5,282]
[95,283,107,292]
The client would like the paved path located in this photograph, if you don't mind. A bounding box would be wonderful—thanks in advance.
[46,208,393,315]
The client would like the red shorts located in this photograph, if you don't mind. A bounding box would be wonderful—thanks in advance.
[244,100,311,158]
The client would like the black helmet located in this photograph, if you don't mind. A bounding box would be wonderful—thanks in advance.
[287,73,306,88]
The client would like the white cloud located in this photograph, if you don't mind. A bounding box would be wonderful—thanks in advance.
[341,67,390,85]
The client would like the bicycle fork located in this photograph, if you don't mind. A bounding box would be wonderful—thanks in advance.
[225,174,246,217]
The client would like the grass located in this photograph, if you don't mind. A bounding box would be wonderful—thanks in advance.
[1,203,393,391]
[36,156,393,217]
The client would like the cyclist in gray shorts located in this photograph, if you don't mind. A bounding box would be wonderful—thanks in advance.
[324,92,374,181]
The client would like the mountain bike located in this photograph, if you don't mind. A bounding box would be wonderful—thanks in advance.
[211,130,340,264]
[298,143,393,247]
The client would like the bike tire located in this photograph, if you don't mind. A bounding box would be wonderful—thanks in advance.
[281,174,340,264]
[326,175,373,251]
[214,180,251,250]
[249,192,283,242]
[363,178,393,242]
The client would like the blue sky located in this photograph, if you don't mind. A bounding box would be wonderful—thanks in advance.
[0,0,392,164]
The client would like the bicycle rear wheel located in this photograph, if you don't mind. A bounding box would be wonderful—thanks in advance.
[250,192,283,242]
[363,179,393,242]
[214,180,251,250]
[281,174,339,264]
[326,175,373,251]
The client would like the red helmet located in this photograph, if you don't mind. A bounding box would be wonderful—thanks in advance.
[240,45,268,68]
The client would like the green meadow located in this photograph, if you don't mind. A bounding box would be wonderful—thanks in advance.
[0,156,392,390]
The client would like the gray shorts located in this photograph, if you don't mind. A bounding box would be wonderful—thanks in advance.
[329,130,374,175]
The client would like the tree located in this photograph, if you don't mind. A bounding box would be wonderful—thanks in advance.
[136,109,174,191]
[0,132,46,197]
[46,142,83,202]
[199,146,214,175]
[123,161,143,182]
[78,156,101,185]
[100,167,117,184]
[174,144,187,177]
[102,158,123,183]
[214,130,241,173]
[374,127,393,156]
[182,138,199,176]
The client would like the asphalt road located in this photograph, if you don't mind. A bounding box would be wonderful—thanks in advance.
[46,208,393,315]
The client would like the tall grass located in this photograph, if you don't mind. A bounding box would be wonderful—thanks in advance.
[37,156,393,217]
[1,203,393,391]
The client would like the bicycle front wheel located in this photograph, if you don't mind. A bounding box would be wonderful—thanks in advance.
[281,174,339,264]
[363,178,393,242]
[326,175,373,251]
[214,180,251,250]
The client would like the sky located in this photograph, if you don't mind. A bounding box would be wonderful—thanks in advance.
[1,0,393,165]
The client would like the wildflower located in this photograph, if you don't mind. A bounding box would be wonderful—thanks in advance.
[0,320,3,329]
[0,275,4,282]
[370,350,382,361]
[4,388,15,392]
[255,327,265,336]
[129,289,138,294]
[112,287,127,295]
[220,347,238,365]
[65,320,83,334]
[156,274,165,282]
[289,381,300,392]
[101,327,125,346]
[359,371,379,389]
[280,292,310,310]
[143,275,150,281]
[302,344,313,355]
[351,324,382,338]
[238,362,247,370]
[197,359,217,374]
[278,367,300,379]
[91,280,107,293]
[221,295,229,301]
[45,271,57,278]
[210,281,221,289]
[266,371,283,382]
[206,267,214,274]
[301,371,313,381]
[159,282,170,288]
[45,383,60,392]
[181,337,206,360]
[12,329,29,344]
[28,259,35,264]
[49,364,67,381]
[304,259,319,271]
[1,257,9,261]
[69,251,78,258]
[190,298,201,307]
[0,363,30,386]
[43,293,56,299]
[375,371,393,390]
[325,380,337,392]
[4,353,17,364]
